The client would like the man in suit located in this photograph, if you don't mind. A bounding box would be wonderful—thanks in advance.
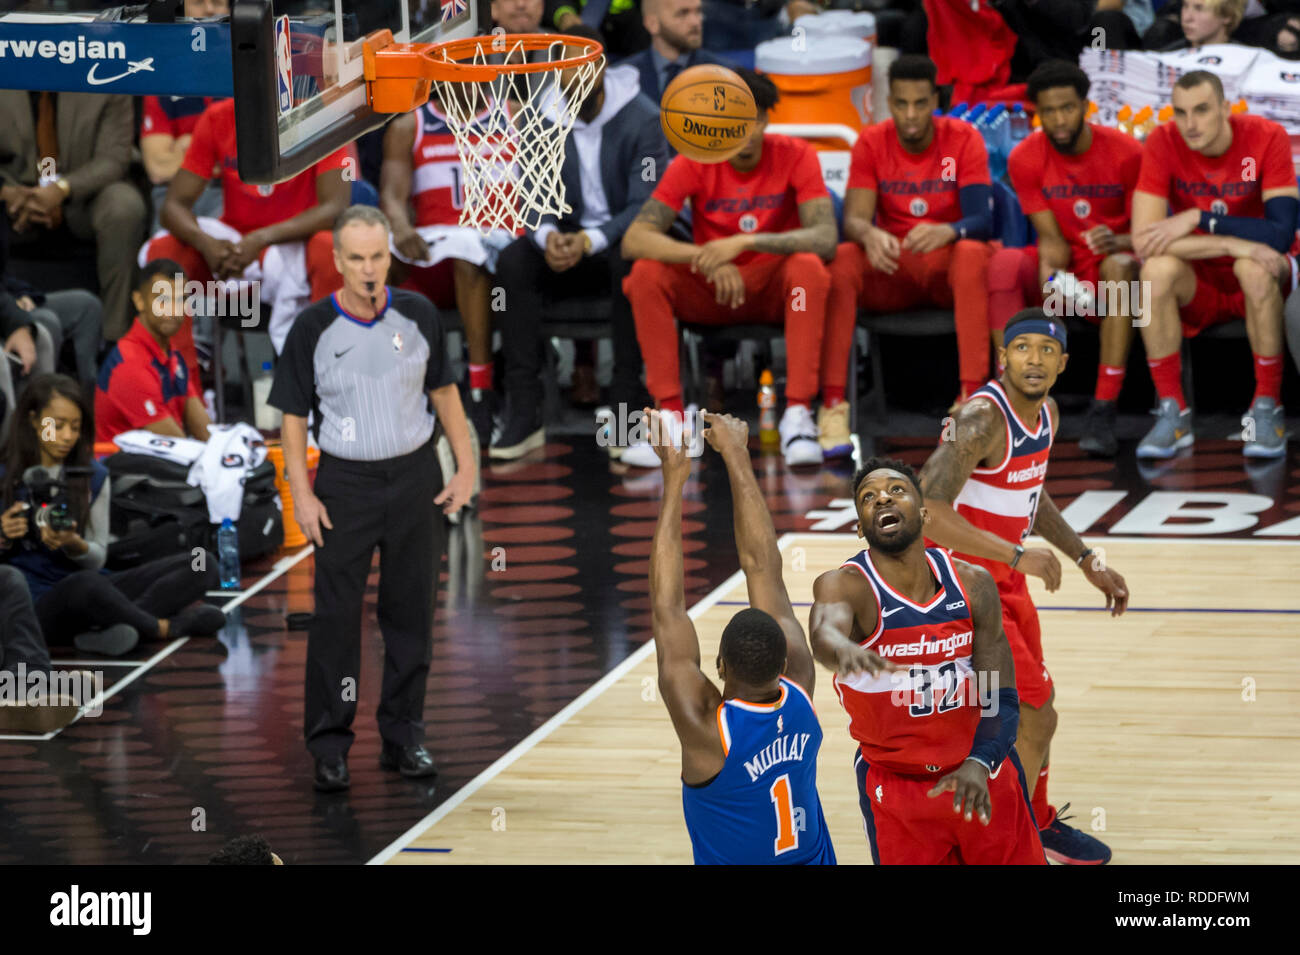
[0,91,146,342]
[623,0,730,103]
[490,25,671,459]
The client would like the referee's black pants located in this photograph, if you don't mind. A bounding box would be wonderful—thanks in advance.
[305,437,445,760]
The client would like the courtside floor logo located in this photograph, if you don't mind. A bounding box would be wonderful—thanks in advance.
[50,886,151,935]
[0,35,157,86]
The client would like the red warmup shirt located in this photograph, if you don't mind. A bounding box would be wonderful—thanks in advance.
[1009,125,1143,276]
[140,95,220,140]
[651,134,828,267]
[1136,112,1295,221]
[95,320,202,443]
[848,116,990,239]
[181,98,353,236]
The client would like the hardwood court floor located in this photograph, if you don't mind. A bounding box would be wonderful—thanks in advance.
[380,535,1300,865]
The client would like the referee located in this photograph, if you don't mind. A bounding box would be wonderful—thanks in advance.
[269,205,477,793]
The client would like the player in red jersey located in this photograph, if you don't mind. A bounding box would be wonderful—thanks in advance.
[380,96,513,447]
[1132,70,1297,460]
[810,455,1045,865]
[919,308,1130,864]
[622,69,847,469]
[140,99,352,366]
[990,60,1144,458]
[826,55,995,408]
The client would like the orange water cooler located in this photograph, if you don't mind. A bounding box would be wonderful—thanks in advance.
[756,20,874,138]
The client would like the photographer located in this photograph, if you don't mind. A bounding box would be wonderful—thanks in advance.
[0,375,225,657]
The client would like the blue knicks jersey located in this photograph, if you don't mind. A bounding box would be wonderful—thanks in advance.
[682,678,836,865]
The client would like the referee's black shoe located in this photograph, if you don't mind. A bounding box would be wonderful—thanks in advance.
[380,741,439,778]
[489,395,545,460]
[313,756,350,793]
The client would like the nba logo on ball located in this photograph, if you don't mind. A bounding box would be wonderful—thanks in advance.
[1074,199,1091,219]
[739,214,758,233]
[1211,199,1228,215]
[910,198,928,217]
[275,15,293,115]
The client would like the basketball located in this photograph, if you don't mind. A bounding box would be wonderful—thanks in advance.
[659,64,758,163]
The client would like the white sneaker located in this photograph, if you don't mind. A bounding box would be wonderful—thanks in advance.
[780,404,822,467]
[621,405,703,468]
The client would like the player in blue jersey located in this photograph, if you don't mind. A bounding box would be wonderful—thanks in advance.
[647,408,836,865]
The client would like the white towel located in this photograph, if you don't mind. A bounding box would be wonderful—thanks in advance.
[185,423,270,524]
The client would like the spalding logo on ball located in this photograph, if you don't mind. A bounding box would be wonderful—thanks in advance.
[660,64,758,164]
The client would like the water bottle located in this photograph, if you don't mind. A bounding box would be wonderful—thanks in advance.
[758,369,778,449]
[1009,104,1030,145]
[965,103,987,128]
[218,518,241,590]
[949,102,969,120]
[1045,271,1095,317]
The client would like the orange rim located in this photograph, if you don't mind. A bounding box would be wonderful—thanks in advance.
[365,31,603,86]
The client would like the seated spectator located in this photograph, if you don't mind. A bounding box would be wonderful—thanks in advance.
[0,89,146,341]
[622,68,844,469]
[494,0,546,32]
[827,54,994,409]
[0,564,80,733]
[492,27,670,459]
[380,99,510,447]
[96,260,212,444]
[141,98,350,361]
[990,60,1143,458]
[140,0,229,234]
[1131,70,1295,460]
[1145,0,1244,50]
[550,0,651,58]
[0,375,225,657]
[622,0,731,102]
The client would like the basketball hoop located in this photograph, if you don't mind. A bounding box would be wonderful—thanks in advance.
[364,31,605,235]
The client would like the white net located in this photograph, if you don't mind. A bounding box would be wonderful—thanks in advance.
[428,36,604,236]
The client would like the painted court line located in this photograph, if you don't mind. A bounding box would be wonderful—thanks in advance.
[364,536,794,865]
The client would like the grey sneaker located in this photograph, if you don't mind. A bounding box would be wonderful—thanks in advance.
[1136,397,1193,459]
[1242,397,1287,458]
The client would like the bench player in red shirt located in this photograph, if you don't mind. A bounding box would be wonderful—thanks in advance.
[827,55,995,409]
[95,258,212,444]
[810,456,1045,865]
[621,68,847,469]
[991,60,1144,458]
[140,98,352,365]
[1132,70,1297,459]
[919,309,1130,864]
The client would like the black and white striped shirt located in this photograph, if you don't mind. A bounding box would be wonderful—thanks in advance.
[269,288,452,461]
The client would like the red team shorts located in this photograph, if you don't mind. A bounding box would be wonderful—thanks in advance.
[855,751,1047,864]
[1180,258,1247,337]
[996,568,1054,708]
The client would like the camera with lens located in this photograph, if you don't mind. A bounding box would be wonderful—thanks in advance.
[16,466,93,536]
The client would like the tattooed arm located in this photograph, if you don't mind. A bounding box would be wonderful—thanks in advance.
[620,197,700,264]
[919,398,1022,564]
[749,196,838,261]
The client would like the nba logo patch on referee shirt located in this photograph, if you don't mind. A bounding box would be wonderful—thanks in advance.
[392,332,403,352]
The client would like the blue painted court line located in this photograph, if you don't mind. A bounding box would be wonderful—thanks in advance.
[714,601,1300,614]
[399,847,453,853]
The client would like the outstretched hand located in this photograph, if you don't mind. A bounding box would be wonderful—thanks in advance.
[644,407,691,482]
[698,410,747,456]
